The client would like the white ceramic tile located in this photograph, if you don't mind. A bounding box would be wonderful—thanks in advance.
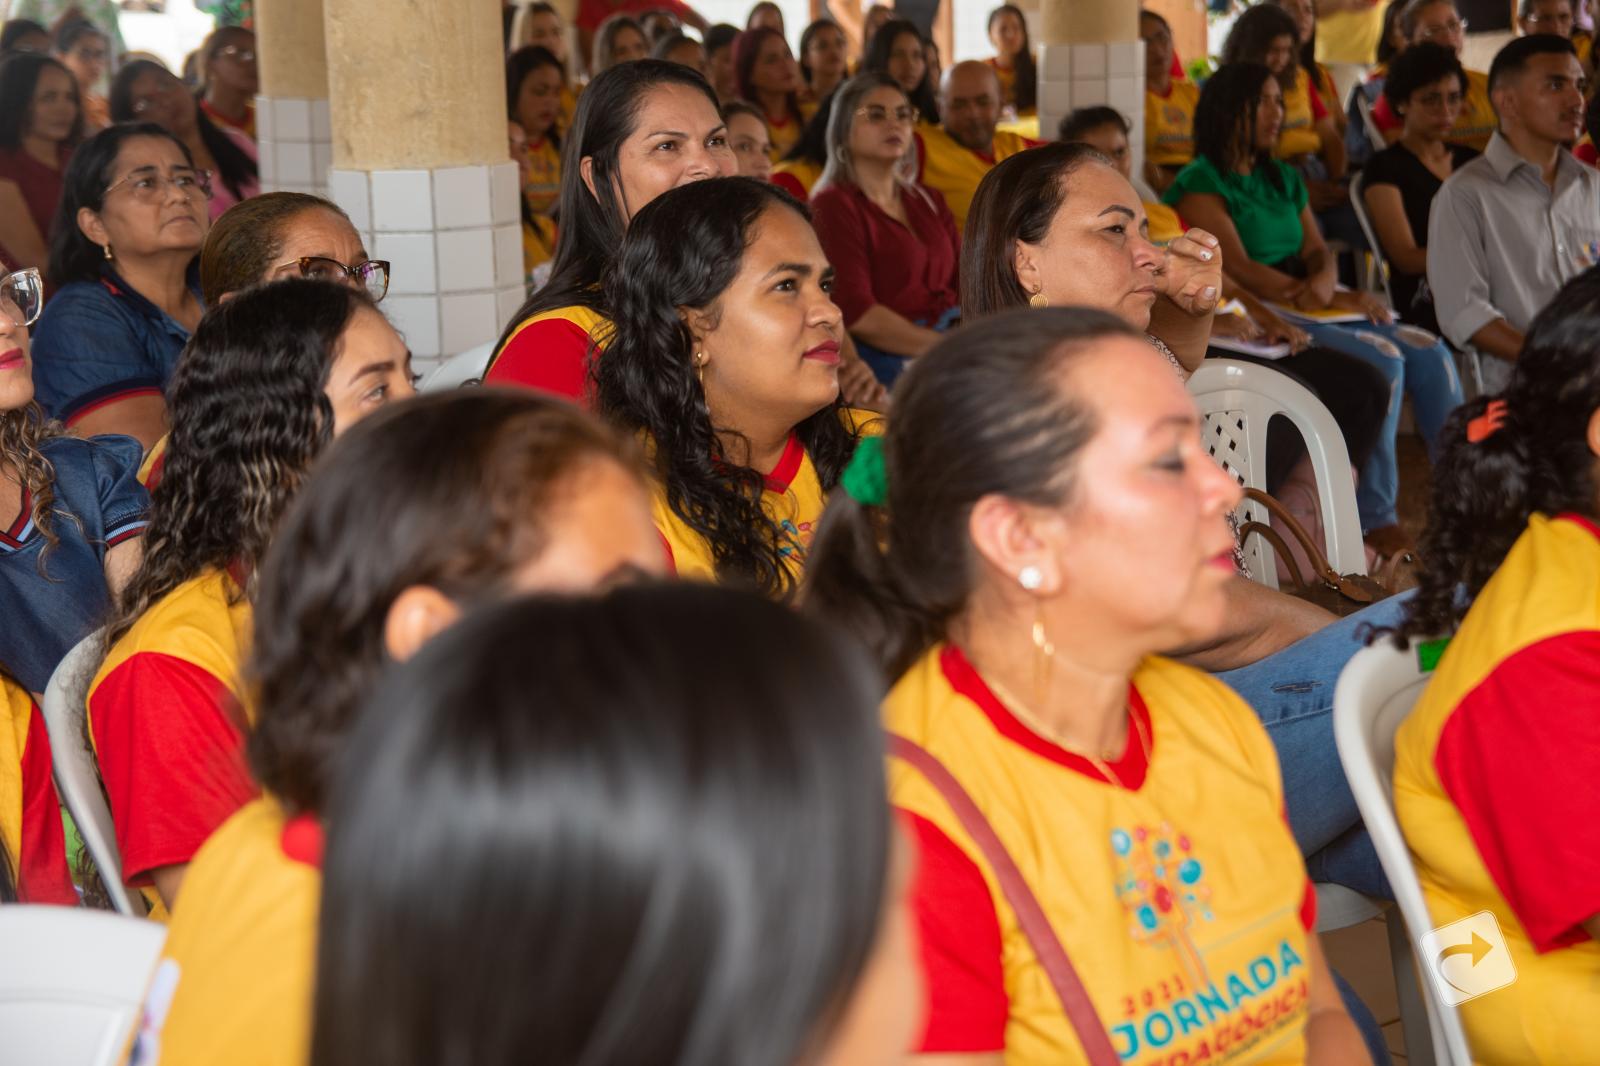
[489,162,520,227]
[275,141,314,185]
[1107,40,1142,77]
[371,169,433,232]
[1042,80,1072,116]
[255,94,274,140]
[492,223,522,290]
[385,295,441,358]
[328,169,370,232]
[374,231,438,295]
[432,165,493,230]
[440,292,499,354]
[257,140,277,185]
[1041,43,1072,81]
[435,226,496,292]
[311,142,334,190]
[496,284,525,328]
[274,97,312,141]
[1070,43,1106,79]
[311,97,331,141]
[1070,78,1109,109]
[1108,76,1144,127]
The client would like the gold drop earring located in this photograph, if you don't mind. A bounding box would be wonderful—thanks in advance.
[1028,289,1048,309]
[693,351,707,388]
[1018,565,1055,703]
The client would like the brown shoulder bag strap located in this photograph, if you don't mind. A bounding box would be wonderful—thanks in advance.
[888,733,1121,1066]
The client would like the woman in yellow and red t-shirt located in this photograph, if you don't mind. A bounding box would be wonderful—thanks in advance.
[805,308,1370,1065]
[1389,269,1600,1064]
[90,279,414,914]
[125,390,668,1066]
[0,672,75,905]
[594,176,879,600]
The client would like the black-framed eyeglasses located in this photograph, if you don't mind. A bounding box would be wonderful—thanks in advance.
[276,257,392,301]
[1,268,42,328]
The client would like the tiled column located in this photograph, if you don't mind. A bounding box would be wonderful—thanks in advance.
[1037,0,1145,180]
[323,0,518,369]
[254,0,331,196]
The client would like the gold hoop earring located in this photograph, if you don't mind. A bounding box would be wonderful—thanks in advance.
[1029,291,1048,309]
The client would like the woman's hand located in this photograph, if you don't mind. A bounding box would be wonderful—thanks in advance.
[1330,288,1393,324]
[1250,303,1312,352]
[838,343,890,411]
[1306,179,1349,213]
[1209,312,1262,341]
[1160,229,1223,317]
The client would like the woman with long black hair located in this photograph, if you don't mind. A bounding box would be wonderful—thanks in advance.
[312,585,920,1066]
[506,44,566,273]
[1390,267,1600,1064]
[862,18,940,125]
[594,176,876,598]
[986,3,1037,117]
[87,279,412,913]
[110,59,259,220]
[735,25,811,160]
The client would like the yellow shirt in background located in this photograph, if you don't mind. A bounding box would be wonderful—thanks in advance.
[1315,3,1384,66]
[916,124,1034,232]
[1145,80,1200,168]
[1277,67,1324,159]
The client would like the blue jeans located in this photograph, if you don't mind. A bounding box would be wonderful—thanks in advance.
[1299,321,1464,530]
[854,305,961,388]
[1214,592,1414,899]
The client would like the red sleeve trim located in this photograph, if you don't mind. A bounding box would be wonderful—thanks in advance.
[1371,93,1400,131]
[89,652,256,885]
[1435,631,1600,952]
[762,433,805,493]
[63,386,165,427]
[771,171,808,201]
[903,810,1009,1053]
[19,701,77,905]
[280,813,324,869]
[484,318,594,403]
[1300,877,1318,932]
[655,529,677,575]
[1309,80,1328,121]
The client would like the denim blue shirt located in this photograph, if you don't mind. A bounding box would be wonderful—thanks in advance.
[1,434,150,692]
[30,266,201,422]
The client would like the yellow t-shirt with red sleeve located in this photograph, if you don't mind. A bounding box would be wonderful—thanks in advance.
[137,435,168,491]
[915,125,1037,233]
[653,408,882,585]
[0,676,77,904]
[88,567,257,896]
[1276,66,1328,159]
[888,644,1316,1065]
[1145,79,1201,169]
[1392,512,1600,1065]
[125,797,322,1066]
[765,102,816,162]
[1372,68,1493,151]
[484,304,612,406]
[1145,201,1184,246]
[1315,3,1384,66]
[771,158,823,202]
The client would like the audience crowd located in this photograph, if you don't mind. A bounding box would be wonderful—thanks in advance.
[3,2,1600,1063]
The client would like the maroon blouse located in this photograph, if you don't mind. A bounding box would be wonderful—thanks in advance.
[0,144,72,269]
[810,180,961,328]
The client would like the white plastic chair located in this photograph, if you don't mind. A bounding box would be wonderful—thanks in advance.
[1348,171,1396,307]
[0,906,164,1066]
[1334,640,1477,1066]
[418,341,494,392]
[41,632,142,917]
[1187,358,1367,590]
[1356,90,1388,154]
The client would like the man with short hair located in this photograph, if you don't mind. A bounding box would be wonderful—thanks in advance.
[915,60,1036,231]
[1428,34,1600,386]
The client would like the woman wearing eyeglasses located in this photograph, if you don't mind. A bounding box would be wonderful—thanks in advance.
[810,73,960,387]
[30,124,208,450]
[0,258,149,700]
[123,191,393,490]
[1369,0,1495,150]
[198,26,259,141]
[110,59,260,221]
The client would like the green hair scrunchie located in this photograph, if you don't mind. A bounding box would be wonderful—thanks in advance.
[840,436,888,508]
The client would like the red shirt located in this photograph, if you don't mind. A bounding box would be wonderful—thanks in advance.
[810,181,960,331]
[0,144,71,270]
[574,0,694,31]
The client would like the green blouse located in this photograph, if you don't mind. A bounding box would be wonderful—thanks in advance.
[1163,155,1309,269]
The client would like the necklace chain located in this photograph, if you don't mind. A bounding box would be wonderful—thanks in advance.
[980,671,1151,790]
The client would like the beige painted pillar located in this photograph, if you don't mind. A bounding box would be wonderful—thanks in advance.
[323,0,522,365]
[1036,0,1145,178]
[255,0,332,196]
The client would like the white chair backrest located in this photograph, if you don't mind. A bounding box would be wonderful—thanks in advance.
[419,341,495,392]
[40,632,141,916]
[0,906,164,1066]
[1356,89,1388,153]
[1333,641,1476,1066]
[1187,359,1367,589]
[1348,170,1396,307]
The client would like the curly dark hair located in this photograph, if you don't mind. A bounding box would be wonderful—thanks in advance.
[108,59,257,203]
[494,60,721,350]
[1394,267,1600,643]
[103,279,371,648]
[593,176,860,600]
[1381,41,1466,114]
[862,18,939,123]
[1194,62,1284,193]
[248,390,645,817]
